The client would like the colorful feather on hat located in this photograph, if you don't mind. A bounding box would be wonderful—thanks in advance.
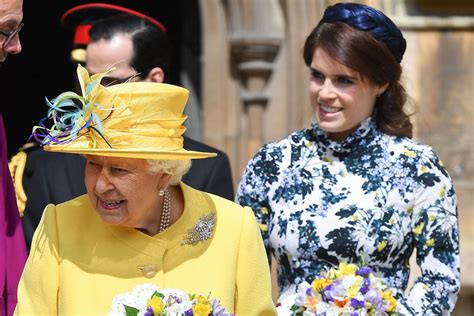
[31,65,117,148]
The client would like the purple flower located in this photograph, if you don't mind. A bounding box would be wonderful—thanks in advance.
[185,309,194,316]
[322,284,334,301]
[356,266,372,276]
[359,278,371,294]
[350,312,360,316]
[364,288,386,312]
[364,288,382,305]
[306,287,312,296]
[211,299,228,315]
[327,281,345,302]
[350,298,365,309]
[144,307,154,316]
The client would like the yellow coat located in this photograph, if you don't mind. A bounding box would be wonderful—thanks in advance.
[15,183,276,315]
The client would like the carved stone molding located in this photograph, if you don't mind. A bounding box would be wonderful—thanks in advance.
[224,0,285,161]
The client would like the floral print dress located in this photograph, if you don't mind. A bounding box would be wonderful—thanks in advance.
[236,117,460,315]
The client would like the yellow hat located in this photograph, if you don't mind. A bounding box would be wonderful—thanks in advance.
[33,65,216,160]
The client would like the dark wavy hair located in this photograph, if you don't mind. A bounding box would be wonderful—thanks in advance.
[303,7,413,138]
[89,14,171,82]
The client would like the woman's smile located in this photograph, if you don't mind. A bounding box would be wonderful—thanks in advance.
[98,198,125,210]
[319,103,342,114]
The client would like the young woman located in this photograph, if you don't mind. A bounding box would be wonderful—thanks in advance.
[237,3,460,314]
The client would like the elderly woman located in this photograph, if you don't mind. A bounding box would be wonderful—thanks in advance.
[15,65,276,315]
[237,2,460,315]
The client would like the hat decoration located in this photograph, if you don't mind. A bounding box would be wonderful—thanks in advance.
[31,65,216,160]
[31,64,119,148]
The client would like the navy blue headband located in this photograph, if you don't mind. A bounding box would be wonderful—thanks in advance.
[320,3,406,63]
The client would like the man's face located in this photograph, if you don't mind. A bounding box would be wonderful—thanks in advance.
[85,33,138,85]
[0,0,23,64]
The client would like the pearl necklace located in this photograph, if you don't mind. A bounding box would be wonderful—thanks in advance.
[159,189,171,232]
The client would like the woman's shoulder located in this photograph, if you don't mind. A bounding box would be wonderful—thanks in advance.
[44,194,94,223]
[252,128,312,161]
[384,134,441,162]
[186,186,253,224]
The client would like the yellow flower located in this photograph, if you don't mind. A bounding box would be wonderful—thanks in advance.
[327,268,337,279]
[406,206,414,214]
[438,186,446,198]
[403,149,417,158]
[347,284,361,298]
[389,216,395,225]
[312,278,333,292]
[428,215,436,222]
[377,241,387,252]
[147,295,164,315]
[420,165,428,173]
[260,207,269,214]
[414,222,425,236]
[258,223,268,232]
[381,291,397,312]
[421,283,432,291]
[192,295,213,316]
[305,141,313,147]
[323,156,332,163]
[425,239,435,247]
[339,262,357,276]
[352,214,359,221]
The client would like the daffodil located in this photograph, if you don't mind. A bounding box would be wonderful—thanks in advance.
[192,295,213,316]
[312,278,333,292]
[147,295,164,315]
[339,262,357,276]
[381,291,397,312]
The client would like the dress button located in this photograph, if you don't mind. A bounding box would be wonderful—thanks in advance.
[138,264,158,278]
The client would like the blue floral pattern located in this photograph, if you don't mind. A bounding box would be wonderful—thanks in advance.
[236,117,460,315]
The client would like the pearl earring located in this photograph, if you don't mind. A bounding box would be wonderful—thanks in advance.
[159,189,165,196]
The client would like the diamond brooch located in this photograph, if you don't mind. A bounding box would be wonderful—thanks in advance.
[181,213,216,246]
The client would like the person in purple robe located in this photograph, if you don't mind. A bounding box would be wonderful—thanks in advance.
[0,0,27,314]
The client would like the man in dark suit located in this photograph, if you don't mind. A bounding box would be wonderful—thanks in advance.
[10,3,234,251]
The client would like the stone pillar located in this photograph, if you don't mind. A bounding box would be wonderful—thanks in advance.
[226,0,285,174]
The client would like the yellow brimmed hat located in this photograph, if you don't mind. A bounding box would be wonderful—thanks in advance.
[32,65,216,160]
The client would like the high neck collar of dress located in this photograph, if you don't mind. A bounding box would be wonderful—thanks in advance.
[309,116,377,153]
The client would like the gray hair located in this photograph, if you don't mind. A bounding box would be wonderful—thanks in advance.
[146,159,192,185]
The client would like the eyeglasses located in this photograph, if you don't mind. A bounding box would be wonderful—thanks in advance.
[1,22,24,49]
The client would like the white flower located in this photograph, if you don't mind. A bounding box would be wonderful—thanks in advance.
[165,301,193,315]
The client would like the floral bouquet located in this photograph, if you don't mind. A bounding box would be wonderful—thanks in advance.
[277,262,399,316]
[109,283,234,316]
